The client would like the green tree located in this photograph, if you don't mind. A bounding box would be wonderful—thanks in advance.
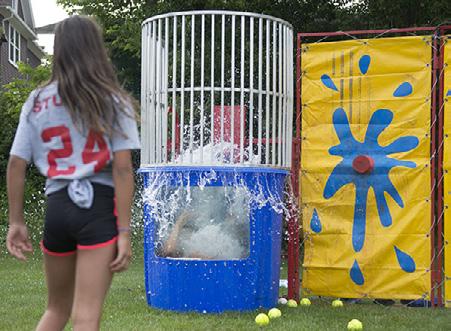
[351,0,450,29]
[57,0,449,98]
[57,0,354,97]
[0,61,51,186]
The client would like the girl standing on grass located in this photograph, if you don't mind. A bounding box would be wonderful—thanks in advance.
[6,16,140,331]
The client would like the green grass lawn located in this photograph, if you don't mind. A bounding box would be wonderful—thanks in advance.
[0,251,449,331]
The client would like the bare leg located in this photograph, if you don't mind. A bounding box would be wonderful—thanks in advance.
[71,244,116,331]
[36,253,76,331]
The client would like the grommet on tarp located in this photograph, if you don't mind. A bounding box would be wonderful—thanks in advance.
[352,155,374,174]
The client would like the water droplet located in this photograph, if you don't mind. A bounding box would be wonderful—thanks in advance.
[310,209,322,233]
[393,82,413,97]
[321,74,338,91]
[359,55,371,74]
[350,259,364,285]
[394,246,416,273]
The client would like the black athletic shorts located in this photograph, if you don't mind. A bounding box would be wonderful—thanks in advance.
[41,183,118,256]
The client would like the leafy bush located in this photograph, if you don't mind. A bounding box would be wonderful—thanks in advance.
[0,62,51,241]
[0,61,52,186]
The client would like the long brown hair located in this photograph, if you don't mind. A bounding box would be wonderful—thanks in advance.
[51,15,134,136]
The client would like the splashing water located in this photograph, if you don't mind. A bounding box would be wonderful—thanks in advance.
[142,168,289,261]
[172,140,261,166]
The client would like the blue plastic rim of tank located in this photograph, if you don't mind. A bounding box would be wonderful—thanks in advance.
[139,166,288,313]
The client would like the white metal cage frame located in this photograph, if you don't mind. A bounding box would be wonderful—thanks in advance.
[141,11,294,168]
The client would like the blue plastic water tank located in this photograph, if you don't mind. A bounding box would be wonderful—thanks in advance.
[140,166,288,312]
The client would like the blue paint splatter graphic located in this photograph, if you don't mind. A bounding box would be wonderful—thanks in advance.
[321,74,338,91]
[310,209,322,233]
[393,82,413,97]
[350,259,365,285]
[323,108,418,252]
[318,55,421,283]
[447,89,451,96]
[359,55,371,75]
[394,246,416,273]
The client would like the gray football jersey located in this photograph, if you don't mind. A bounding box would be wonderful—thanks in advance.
[10,82,140,195]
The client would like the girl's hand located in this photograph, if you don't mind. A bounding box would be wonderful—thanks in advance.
[110,232,132,272]
[6,223,33,261]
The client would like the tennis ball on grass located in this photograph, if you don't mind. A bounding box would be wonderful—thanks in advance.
[287,299,298,307]
[300,298,311,306]
[347,319,363,330]
[332,299,344,307]
[268,308,282,319]
[255,313,270,326]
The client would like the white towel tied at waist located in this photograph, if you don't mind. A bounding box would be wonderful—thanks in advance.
[67,179,94,209]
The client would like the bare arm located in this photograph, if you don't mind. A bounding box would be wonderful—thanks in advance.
[6,156,33,260]
[110,150,134,272]
[161,213,190,257]
[7,156,27,224]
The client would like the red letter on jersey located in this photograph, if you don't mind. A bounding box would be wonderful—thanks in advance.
[82,131,110,173]
[41,125,76,177]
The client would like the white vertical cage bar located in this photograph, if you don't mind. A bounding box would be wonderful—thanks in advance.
[257,17,263,164]
[230,15,236,156]
[200,14,205,164]
[248,17,254,162]
[171,16,177,161]
[155,19,162,164]
[220,14,225,163]
[189,15,195,163]
[140,24,147,164]
[149,21,157,164]
[179,15,186,163]
[271,21,277,166]
[239,15,245,164]
[285,29,293,165]
[282,24,288,166]
[265,19,270,165]
[210,14,215,163]
[141,11,293,169]
[162,18,169,163]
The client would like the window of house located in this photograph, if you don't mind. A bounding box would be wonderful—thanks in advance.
[11,0,18,12]
[8,24,21,66]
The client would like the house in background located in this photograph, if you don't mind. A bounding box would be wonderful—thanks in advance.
[0,0,45,86]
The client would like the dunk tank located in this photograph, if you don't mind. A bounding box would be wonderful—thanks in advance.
[139,11,294,312]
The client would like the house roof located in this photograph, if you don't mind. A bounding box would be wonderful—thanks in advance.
[0,2,45,59]
[36,22,58,34]
[21,0,35,30]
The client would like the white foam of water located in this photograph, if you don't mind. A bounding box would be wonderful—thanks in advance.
[178,224,245,259]
[171,142,261,166]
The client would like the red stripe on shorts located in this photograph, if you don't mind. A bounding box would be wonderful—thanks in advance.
[40,241,76,257]
[77,236,118,250]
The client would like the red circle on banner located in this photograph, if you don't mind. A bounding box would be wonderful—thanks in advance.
[352,155,375,174]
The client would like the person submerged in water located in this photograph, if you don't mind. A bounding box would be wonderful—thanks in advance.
[160,210,249,260]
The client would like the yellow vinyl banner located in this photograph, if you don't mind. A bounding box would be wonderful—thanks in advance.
[301,36,432,300]
[443,35,451,308]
